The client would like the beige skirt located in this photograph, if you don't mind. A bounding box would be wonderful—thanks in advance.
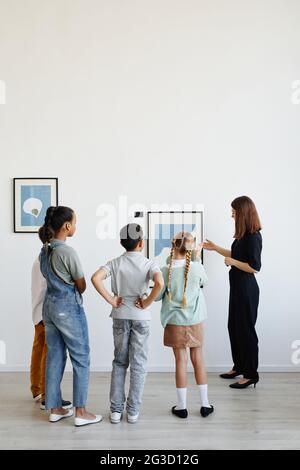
[164,323,203,348]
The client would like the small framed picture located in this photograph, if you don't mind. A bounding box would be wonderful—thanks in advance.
[13,178,58,233]
[147,210,204,267]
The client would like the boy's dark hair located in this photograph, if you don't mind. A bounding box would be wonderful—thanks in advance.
[120,223,143,251]
[39,206,74,243]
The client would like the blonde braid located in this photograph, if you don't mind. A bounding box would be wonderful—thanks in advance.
[167,244,175,302]
[182,250,192,308]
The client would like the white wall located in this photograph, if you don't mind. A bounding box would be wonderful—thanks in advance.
[1,0,299,372]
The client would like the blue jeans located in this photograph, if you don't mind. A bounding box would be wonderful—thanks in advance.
[43,299,90,409]
[110,319,150,416]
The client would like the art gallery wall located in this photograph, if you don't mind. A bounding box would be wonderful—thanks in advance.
[0,0,300,372]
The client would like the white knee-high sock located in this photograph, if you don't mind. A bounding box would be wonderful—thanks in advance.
[175,388,187,410]
[198,384,210,408]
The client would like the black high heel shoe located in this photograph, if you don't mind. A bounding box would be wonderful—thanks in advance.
[229,378,259,389]
[219,371,241,379]
[171,406,188,419]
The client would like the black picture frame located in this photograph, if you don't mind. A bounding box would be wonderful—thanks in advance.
[13,177,59,233]
[146,210,204,264]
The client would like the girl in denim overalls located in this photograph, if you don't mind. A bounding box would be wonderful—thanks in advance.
[39,206,102,427]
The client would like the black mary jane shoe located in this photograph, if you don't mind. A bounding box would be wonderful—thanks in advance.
[229,378,259,389]
[219,371,241,379]
[200,405,214,418]
[171,406,188,419]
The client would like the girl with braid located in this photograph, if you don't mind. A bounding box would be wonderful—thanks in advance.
[156,232,214,419]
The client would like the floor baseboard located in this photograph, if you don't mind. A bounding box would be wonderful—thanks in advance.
[1,365,299,373]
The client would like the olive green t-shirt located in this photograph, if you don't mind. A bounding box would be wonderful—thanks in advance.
[49,239,84,285]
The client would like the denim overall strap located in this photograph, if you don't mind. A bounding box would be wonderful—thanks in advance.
[39,245,82,305]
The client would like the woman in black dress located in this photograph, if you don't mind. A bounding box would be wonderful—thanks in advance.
[203,196,262,389]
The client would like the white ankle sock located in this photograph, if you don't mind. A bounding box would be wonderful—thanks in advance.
[198,384,211,408]
[175,387,187,410]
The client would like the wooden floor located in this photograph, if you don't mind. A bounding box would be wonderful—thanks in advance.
[0,372,299,450]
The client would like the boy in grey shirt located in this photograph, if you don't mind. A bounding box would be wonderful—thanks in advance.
[92,223,164,424]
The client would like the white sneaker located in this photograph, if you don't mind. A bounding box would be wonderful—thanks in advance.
[74,414,102,427]
[110,412,122,424]
[127,413,139,424]
[49,409,73,423]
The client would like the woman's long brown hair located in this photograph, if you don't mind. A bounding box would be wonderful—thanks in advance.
[231,196,261,240]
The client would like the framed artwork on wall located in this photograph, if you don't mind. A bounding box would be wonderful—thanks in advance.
[146,210,204,267]
[13,177,58,233]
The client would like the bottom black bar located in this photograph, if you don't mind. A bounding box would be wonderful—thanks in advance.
[0,449,297,465]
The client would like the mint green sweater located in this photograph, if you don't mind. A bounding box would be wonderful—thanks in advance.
[156,261,208,328]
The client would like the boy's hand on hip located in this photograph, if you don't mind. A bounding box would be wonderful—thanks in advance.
[110,295,123,308]
[135,296,151,309]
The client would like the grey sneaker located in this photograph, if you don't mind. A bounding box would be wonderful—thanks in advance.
[127,413,139,424]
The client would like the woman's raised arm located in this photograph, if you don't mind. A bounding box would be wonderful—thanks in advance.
[203,239,231,257]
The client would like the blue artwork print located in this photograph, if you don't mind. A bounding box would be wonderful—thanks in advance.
[21,185,51,227]
[154,224,196,257]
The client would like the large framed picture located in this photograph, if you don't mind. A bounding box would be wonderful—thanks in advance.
[146,210,204,267]
[13,178,58,233]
